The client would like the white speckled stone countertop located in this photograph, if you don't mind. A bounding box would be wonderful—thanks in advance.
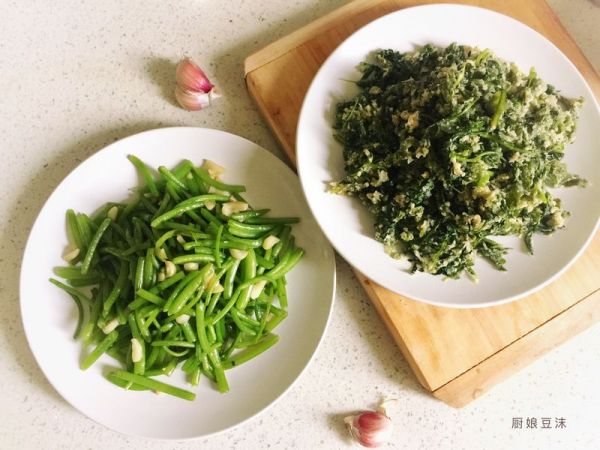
[1,1,599,449]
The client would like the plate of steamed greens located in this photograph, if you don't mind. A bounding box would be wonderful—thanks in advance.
[297,4,600,307]
[20,127,335,438]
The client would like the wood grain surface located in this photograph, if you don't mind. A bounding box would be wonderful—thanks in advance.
[244,0,600,406]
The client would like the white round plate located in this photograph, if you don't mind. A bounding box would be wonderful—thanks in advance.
[297,4,600,308]
[20,127,335,439]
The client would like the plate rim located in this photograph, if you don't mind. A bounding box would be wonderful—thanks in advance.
[19,126,336,439]
[296,3,600,308]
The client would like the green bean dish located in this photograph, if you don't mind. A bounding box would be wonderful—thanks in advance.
[331,43,585,280]
[50,156,303,400]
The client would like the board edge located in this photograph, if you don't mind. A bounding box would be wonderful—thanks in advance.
[432,288,600,407]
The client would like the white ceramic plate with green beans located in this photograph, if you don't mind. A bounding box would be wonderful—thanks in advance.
[20,127,336,439]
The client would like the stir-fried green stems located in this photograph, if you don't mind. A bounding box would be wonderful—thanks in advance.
[50,156,303,400]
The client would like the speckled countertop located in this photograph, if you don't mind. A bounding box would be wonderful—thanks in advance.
[1,1,599,449]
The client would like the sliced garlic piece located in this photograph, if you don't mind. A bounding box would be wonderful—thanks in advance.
[156,247,168,261]
[164,260,176,278]
[208,186,227,195]
[211,283,224,294]
[221,201,248,217]
[229,248,248,260]
[107,206,119,221]
[262,235,280,250]
[62,247,80,263]
[202,266,217,290]
[102,318,120,334]
[250,280,267,299]
[175,314,190,324]
[183,262,199,271]
[131,338,143,363]
[203,159,225,178]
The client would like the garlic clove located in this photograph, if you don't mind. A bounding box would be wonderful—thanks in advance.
[344,410,392,448]
[175,57,214,93]
[174,57,220,112]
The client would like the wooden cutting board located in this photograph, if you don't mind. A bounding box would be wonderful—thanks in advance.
[244,0,600,407]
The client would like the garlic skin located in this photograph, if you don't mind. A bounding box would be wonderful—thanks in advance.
[344,410,392,448]
[174,85,221,111]
[176,57,214,93]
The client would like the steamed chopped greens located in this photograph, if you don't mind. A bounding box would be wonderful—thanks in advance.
[331,44,585,279]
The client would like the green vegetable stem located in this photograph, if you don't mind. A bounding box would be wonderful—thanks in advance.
[50,156,303,400]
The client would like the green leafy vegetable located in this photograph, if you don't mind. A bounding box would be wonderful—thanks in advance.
[332,44,585,279]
